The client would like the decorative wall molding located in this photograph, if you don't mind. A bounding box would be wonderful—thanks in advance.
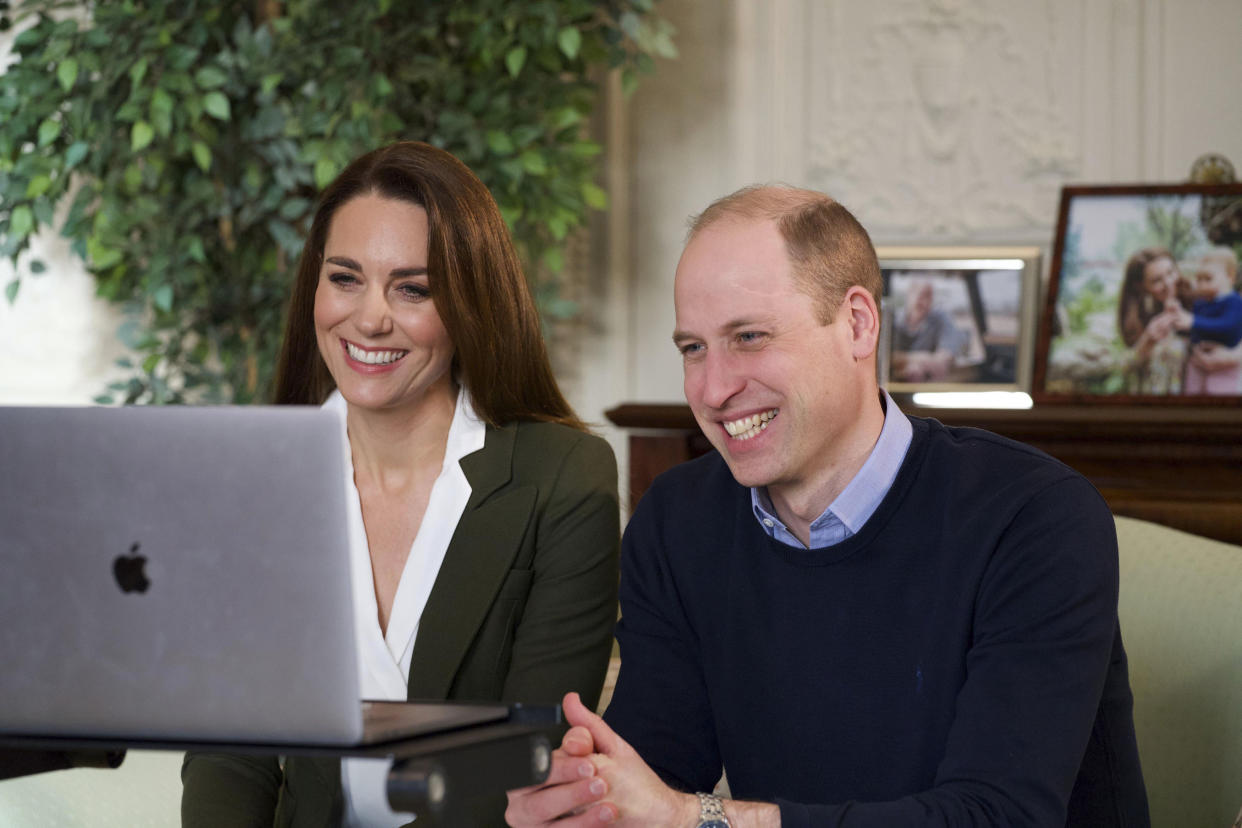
[800,0,1085,242]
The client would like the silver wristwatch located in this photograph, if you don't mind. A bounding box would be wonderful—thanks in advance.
[693,792,731,828]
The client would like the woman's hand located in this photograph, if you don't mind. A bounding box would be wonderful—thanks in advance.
[1190,340,1242,374]
[1133,311,1177,360]
[1165,304,1193,332]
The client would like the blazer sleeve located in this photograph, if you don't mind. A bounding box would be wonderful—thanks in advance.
[180,751,280,827]
[499,431,620,712]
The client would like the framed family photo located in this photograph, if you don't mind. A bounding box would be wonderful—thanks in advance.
[1033,184,1242,404]
[877,247,1041,394]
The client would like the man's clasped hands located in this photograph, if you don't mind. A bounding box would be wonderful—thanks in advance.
[505,692,697,827]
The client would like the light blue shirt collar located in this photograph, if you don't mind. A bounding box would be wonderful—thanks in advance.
[750,390,912,549]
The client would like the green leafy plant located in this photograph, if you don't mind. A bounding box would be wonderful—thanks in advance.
[0,0,675,403]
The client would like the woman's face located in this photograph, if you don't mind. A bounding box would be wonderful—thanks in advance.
[313,194,455,414]
[1141,256,1177,303]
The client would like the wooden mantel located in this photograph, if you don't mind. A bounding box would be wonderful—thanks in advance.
[604,402,1242,547]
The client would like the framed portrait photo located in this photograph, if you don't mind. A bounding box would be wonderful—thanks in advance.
[1033,184,1242,405]
[877,247,1041,394]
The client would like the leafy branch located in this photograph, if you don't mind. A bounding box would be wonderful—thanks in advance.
[0,0,676,403]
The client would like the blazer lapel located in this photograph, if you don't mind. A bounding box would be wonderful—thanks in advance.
[406,422,533,699]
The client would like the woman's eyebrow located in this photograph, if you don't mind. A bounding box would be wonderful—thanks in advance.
[323,256,428,279]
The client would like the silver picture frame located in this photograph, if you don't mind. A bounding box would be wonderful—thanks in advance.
[877,246,1041,394]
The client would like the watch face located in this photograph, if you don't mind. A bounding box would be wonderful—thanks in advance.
[699,822,730,828]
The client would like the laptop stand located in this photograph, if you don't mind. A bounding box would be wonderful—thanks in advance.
[0,703,559,825]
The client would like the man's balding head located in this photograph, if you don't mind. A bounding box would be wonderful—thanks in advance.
[687,185,882,324]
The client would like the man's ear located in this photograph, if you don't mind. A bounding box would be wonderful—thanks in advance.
[843,285,881,360]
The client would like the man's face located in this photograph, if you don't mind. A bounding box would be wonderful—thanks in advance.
[673,218,874,498]
[907,281,934,326]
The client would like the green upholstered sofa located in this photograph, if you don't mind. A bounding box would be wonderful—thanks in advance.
[1116,515,1242,827]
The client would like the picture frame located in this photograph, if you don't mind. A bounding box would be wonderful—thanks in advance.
[1033,184,1242,405]
[877,246,1041,394]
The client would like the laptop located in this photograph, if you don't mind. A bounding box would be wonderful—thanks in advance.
[0,405,513,750]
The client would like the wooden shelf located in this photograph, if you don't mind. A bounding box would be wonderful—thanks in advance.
[605,402,1242,546]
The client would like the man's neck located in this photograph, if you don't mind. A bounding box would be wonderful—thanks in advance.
[765,391,887,546]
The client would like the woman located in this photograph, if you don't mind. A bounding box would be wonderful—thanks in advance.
[1116,246,1242,394]
[182,142,619,827]
[1116,246,1189,393]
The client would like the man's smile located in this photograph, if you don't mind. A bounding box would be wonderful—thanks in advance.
[722,408,778,440]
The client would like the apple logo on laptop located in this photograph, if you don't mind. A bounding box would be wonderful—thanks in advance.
[113,542,151,594]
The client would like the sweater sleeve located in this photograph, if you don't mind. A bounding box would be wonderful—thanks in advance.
[776,475,1124,827]
[1191,293,1242,346]
[603,487,724,794]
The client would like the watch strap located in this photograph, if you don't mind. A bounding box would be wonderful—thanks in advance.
[695,791,731,827]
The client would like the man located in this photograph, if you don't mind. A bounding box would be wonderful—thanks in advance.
[507,186,1148,826]
[891,279,966,382]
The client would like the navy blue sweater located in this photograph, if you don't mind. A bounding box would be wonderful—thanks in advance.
[1190,292,1242,347]
[605,417,1148,826]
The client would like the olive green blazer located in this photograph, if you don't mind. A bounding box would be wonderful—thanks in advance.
[181,420,620,827]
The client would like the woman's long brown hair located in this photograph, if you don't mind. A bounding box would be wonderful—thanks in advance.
[271,141,583,430]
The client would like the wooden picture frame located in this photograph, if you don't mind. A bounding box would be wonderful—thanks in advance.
[877,246,1040,394]
[1033,184,1242,405]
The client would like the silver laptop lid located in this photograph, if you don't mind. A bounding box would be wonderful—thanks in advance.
[0,405,363,745]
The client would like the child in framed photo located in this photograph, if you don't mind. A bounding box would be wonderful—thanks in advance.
[1171,247,1242,394]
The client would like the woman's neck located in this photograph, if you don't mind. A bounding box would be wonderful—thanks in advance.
[344,383,459,493]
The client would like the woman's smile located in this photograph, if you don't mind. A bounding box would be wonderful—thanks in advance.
[342,339,409,369]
